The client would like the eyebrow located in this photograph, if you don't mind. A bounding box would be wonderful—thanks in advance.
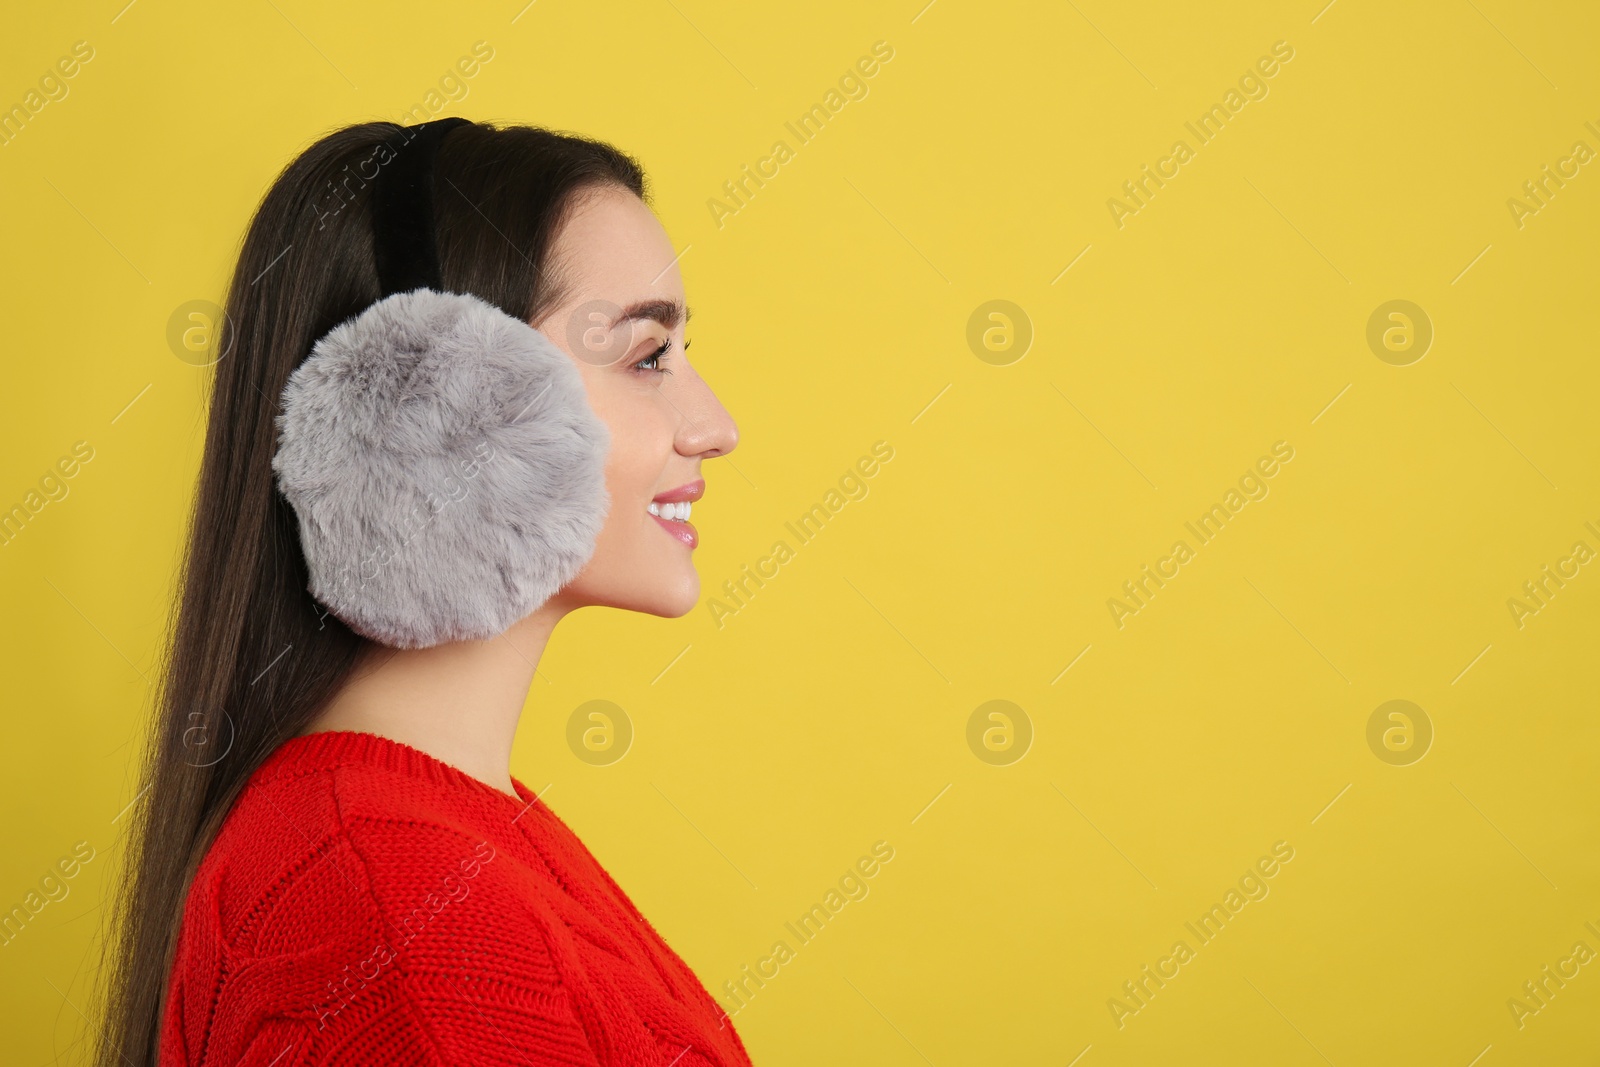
[609,298,692,331]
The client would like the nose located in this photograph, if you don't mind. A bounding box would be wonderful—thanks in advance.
[673,363,738,459]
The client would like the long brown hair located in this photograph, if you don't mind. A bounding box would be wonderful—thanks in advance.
[92,119,646,1067]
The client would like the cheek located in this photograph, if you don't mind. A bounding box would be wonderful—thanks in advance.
[604,433,653,508]
[593,390,673,510]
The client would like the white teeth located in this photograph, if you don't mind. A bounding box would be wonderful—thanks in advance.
[648,500,692,521]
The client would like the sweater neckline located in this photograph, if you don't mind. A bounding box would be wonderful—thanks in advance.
[258,728,539,813]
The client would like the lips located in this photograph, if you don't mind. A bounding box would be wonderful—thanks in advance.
[650,511,697,548]
[652,479,704,504]
[649,478,702,549]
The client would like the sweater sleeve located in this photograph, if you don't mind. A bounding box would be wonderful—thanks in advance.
[300,813,605,1066]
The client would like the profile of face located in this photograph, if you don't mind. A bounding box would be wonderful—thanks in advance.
[532,184,738,619]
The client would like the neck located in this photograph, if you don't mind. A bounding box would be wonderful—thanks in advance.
[302,602,570,799]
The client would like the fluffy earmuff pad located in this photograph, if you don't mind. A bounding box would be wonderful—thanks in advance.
[271,288,611,649]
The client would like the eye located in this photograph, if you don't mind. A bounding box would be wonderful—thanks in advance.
[630,337,684,376]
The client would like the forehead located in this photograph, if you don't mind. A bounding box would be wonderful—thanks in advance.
[548,185,685,307]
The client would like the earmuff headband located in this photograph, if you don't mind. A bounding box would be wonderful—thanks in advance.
[271,116,613,649]
[370,116,473,297]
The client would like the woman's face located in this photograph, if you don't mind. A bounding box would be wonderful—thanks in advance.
[532,184,738,618]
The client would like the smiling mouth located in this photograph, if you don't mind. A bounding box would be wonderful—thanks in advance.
[646,481,702,549]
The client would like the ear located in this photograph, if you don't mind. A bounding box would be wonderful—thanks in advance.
[272,288,610,649]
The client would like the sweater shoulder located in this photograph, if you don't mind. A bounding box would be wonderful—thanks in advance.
[170,762,599,1065]
[187,758,555,957]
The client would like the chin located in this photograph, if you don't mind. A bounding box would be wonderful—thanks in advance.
[647,574,701,618]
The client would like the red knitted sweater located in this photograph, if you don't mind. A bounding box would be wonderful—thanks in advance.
[159,729,754,1066]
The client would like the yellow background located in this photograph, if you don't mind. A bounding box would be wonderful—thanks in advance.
[3,0,1598,1063]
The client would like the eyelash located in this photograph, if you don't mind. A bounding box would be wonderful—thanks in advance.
[632,337,689,376]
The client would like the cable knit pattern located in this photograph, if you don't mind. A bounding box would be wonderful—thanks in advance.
[158,729,754,1066]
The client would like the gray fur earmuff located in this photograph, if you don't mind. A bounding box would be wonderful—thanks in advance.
[269,117,610,648]
[272,288,610,648]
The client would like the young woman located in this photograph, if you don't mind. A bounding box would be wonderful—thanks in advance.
[93,119,748,1066]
